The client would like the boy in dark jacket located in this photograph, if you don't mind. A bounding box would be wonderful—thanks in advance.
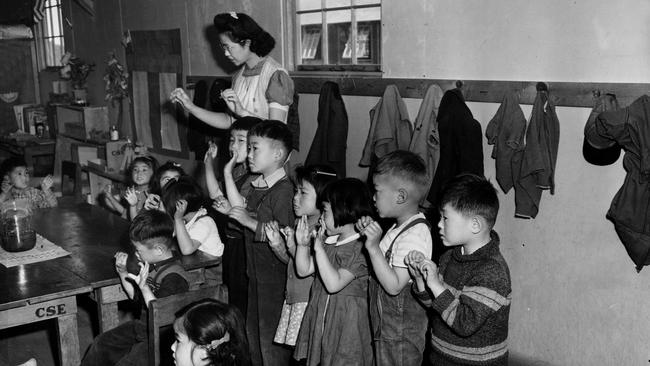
[407,174,511,366]
[81,210,190,366]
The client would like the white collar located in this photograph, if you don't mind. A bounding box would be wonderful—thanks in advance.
[325,233,361,246]
[251,167,286,188]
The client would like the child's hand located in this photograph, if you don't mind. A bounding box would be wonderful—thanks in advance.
[204,142,218,164]
[124,187,138,207]
[127,261,151,290]
[40,175,54,191]
[357,216,382,248]
[281,226,296,250]
[144,193,161,210]
[228,206,253,227]
[212,195,232,214]
[1,176,12,194]
[313,218,326,249]
[114,251,129,276]
[174,199,188,220]
[295,215,311,247]
[405,250,426,280]
[419,259,438,285]
[224,151,238,174]
[102,183,113,196]
[264,221,283,249]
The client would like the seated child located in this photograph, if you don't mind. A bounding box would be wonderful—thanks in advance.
[205,116,261,317]
[406,174,512,366]
[0,157,57,208]
[81,210,190,366]
[104,156,157,219]
[143,160,187,212]
[355,150,432,366]
[228,120,295,366]
[171,298,250,366]
[263,165,338,348]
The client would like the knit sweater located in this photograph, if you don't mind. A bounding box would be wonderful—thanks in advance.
[414,231,511,365]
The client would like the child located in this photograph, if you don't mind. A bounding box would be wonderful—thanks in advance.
[294,178,374,366]
[205,116,261,317]
[0,157,57,208]
[263,165,338,348]
[228,120,295,366]
[355,150,433,366]
[171,298,250,366]
[152,161,186,194]
[81,210,190,366]
[104,156,157,219]
[406,174,512,366]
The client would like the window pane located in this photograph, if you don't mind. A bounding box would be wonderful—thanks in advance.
[297,0,321,11]
[356,6,380,22]
[355,21,380,64]
[326,10,351,64]
[326,0,350,7]
[354,0,381,5]
[51,7,61,37]
[299,13,323,65]
[53,37,64,66]
[45,38,55,67]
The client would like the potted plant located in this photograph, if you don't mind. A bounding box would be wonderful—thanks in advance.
[103,52,129,135]
[60,52,95,105]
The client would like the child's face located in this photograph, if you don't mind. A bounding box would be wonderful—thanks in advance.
[438,204,472,247]
[132,162,153,187]
[132,241,161,264]
[321,202,338,235]
[293,180,319,217]
[159,170,180,188]
[247,135,281,175]
[372,174,399,218]
[230,129,249,164]
[171,318,208,366]
[7,166,29,189]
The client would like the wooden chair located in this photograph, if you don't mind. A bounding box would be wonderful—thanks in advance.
[147,286,226,366]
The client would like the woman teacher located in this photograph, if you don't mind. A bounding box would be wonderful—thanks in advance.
[170,12,294,128]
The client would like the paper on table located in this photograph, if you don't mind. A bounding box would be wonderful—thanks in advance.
[0,234,70,268]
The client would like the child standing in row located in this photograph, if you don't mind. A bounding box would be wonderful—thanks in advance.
[356,151,433,366]
[228,120,295,366]
[0,157,57,208]
[294,178,374,366]
[406,174,512,366]
[263,165,338,348]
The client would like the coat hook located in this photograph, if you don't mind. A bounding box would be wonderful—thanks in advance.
[592,90,601,98]
[455,80,464,89]
[536,82,548,92]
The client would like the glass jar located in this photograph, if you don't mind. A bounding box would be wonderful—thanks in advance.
[1,199,36,252]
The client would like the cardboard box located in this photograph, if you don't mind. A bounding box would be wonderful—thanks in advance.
[56,105,109,141]
[105,140,129,173]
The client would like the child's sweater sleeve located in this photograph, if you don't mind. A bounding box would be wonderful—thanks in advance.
[31,187,57,208]
[430,261,511,337]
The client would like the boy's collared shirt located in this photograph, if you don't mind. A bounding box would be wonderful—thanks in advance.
[251,167,286,189]
[379,212,432,269]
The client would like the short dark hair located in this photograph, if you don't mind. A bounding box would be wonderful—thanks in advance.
[176,299,250,366]
[0,156,27,178]
[323,178,374,227]
[439,174,499,228]
[151,161,186,194]
[213,12,275,57]
[374,150,429,195]
[231,116,262,132]
[248,120,293,156]
[129,210,174,249]
[161,176,205,218]
[294,165,338,211]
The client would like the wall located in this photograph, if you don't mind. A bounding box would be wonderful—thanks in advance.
[295,1,650,365]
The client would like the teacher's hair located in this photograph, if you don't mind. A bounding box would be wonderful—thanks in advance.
[214,12,275,57]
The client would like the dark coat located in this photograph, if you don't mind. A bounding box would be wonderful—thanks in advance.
[594,95,650,269]
[306,81,348,177]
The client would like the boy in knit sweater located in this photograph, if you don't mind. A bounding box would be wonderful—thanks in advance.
[406,174,511,366]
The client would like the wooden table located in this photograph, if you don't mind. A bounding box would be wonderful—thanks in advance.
[0,233,92,365]
[0,138,56,176]
[81,165,127,205]
[31,204,222,332]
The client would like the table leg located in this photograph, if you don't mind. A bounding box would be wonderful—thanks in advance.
[57,313,82,366]
[95,286,128,333]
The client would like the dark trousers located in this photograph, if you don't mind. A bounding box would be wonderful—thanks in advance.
[223,234,249,317]
[81,320,148,366]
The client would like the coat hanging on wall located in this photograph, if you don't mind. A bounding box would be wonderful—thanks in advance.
[586,94,650,270]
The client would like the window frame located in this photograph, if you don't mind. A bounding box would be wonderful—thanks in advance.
[33,0,66,70]
[291,0,382,73]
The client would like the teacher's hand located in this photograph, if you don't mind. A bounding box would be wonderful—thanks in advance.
[170,88,194,110]
[221,89,245,116]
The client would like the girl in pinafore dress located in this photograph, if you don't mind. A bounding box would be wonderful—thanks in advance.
[294,178,375,366]
[263,165,338,347]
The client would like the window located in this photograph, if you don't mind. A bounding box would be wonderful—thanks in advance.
[35,0,65,68]
[295,0,381,71]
